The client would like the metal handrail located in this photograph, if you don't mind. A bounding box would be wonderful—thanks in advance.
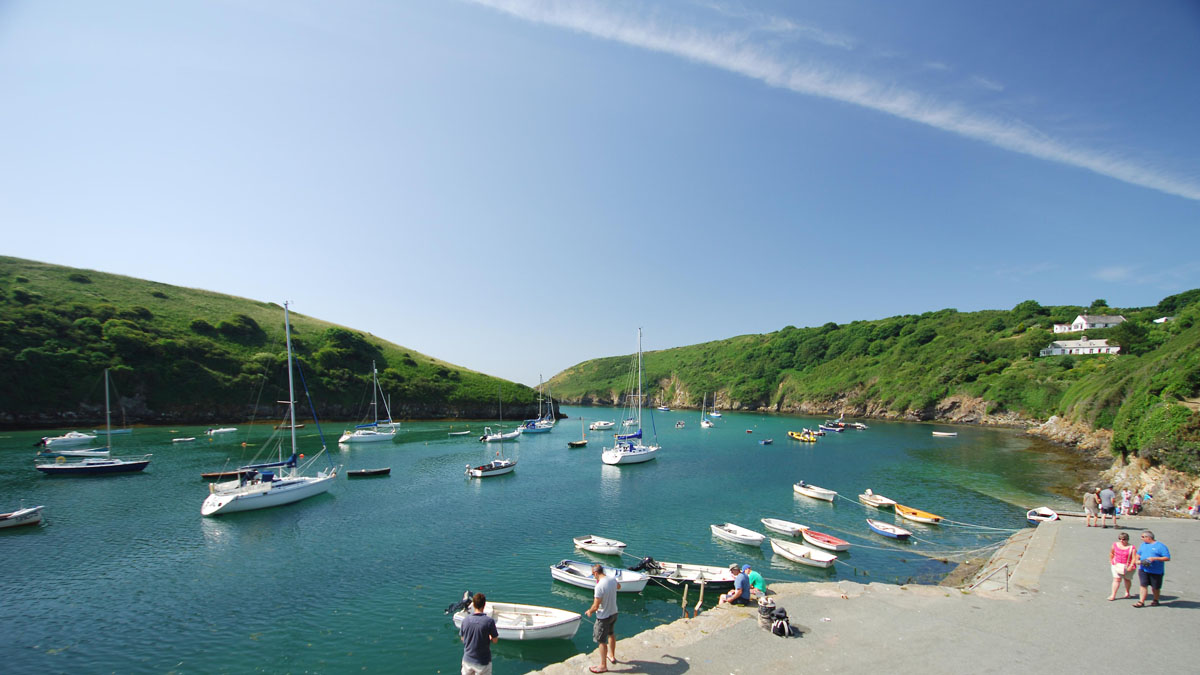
[967,562,1010,592]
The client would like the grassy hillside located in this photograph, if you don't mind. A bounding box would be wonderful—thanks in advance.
[549,293,1200,474]
[0,256,538,426]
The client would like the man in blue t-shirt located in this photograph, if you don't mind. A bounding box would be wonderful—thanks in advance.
[1134,530,1171,607]
[721,564,752,605]
[459,593,499,675]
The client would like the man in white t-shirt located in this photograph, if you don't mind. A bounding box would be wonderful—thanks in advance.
[584,564,621,673]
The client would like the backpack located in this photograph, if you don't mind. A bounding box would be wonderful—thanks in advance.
[769,607,794,637]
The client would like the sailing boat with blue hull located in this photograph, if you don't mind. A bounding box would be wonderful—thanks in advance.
[35,369,151,475]
[601,329,660,465]
[201,303,339,516]
[338,361,398,444]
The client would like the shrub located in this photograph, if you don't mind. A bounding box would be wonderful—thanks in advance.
[68,273,92,284]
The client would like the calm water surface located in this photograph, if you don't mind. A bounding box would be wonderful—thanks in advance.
[0,408,1086,673]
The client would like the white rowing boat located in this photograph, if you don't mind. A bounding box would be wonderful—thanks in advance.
[710,522,765,546]
[857,489,897,509]
[793,481,836,501]
[573,535,627,556]
[760,518,805,537]
[769,538,836,568]
[452,601,581,640]
[0,505,44,529]
[931,431,957,437]
[1027,506,1059,524]
[550,560,648,593]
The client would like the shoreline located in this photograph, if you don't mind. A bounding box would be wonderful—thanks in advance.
[531,516,1197,674]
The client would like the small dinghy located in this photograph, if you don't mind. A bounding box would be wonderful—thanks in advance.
[817,424,842,433]
[759,438,773,445]
[567,439,588,448]
[172,437,196,443]
[449,597,580,641]
[206,427,238,436]
[573,535,626,556]
[931,431,957,437]
[857,489,897,509]
[479,426,521,443]
[760,518,805,537]
[793,481,836,501]
[711,522,766,547]
[627,557,736,589]
[0,505,44,529]
[801,528,850,552]
[866,518,912,540]
[466,458,516,478]
[448,430,472,436]
[787,430,817,442]
[894,503,943,524]
[1026,506,1058,524]
[347,467,391,478]
[550,560,648,593]
[675,421,685,429]
[769,538,836,568]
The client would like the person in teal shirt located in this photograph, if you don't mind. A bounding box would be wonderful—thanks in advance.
[745,564,766,598]
[1133,530,1171,607]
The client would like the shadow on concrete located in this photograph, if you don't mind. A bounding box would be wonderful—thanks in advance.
[608,655,688,674]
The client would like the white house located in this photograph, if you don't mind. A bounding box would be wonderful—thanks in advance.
[1039,335,1121,357]
[1052,314,1126,334]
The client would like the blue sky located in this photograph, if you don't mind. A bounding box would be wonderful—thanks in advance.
[2,0,1198,385]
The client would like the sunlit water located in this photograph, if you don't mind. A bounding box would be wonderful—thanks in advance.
[0,408,1087,673]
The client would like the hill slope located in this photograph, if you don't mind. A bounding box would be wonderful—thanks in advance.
[548,294,1200,474]
[0,256,539,426]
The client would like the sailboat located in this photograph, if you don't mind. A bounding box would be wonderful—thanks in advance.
[567,418,588,448]
[700,393,715,428]
[338,361,398,443]
[201,302,339,516]
[35,369,151,475]
[520,377,557,433]
[468,387,517,477]
[601,328,660,465]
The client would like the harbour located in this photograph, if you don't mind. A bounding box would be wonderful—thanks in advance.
[0,408,1097,673]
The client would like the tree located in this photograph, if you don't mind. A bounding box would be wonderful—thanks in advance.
[1110,321,1150,356]
[1090,298,1109,312]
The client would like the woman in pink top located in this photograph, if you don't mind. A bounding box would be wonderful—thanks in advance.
[1108,531,1136,600]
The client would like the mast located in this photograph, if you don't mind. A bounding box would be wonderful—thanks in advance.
[371,360,379,426]
[637,327,643,431]
[285,302,297,454]
[104,368,112,450]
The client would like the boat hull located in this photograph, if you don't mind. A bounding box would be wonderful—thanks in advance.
[453,603,580,641]
[36,458,150,475]
[760,518,804,537]
[857,493,897,509]
[550,560,648,593]
[467,459,516,478]
[347,468,391,478]
[601,445,658,465]
[894,504,943,524]
[1027,507,1058,524]
[201,473,336,516]
[769,538,836,568]
[573,536,626,556]
[337,430,396,444]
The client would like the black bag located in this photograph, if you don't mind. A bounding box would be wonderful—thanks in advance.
[769,608,794,637]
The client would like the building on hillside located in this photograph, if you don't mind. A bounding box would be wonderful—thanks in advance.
[1052,314,1127,333]
[1153,316,1175,324]
[1039,335,1121,357]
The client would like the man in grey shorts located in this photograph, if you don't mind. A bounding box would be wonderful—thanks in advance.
[585,564,621,673]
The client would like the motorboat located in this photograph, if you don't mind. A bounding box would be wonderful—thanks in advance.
[801,528,851,552]
[589,420,615,431]
[466,458,516,478]
[550,560,648,593]
[710,522,765,547]
[37,446,110,458]
[759,438,773,445]
[787,430,817,442]
[793,481,836,501]
[626,557,736,589]
[656,405,670,411]
[1026,506,1059,524]
[817,424,842,433]
[450,600,580,641]
[479,426,521,442]
[866,518,912,540]
[573,535,626,556]
[894,503,943,524]
[857,489,897,509]
[0,505,44,529]
[206,427,237,436]
[39,431,96,449]
[769,538,836,568]
[760,518,805,537]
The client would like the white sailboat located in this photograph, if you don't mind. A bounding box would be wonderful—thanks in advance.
[35,369,151,475]
[468,387,517,477]
[338,361,398,444]
[201,303,339,516]
[700,393,715,428]
[601,328,660,465]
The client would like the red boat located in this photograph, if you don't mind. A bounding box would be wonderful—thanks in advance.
[801,528,851,552]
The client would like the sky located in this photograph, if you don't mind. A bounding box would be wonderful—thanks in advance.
[2,0,1198,386]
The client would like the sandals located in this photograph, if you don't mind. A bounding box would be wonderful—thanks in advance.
[1132,602,1145,608]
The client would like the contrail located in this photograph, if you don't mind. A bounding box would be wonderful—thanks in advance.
[467,0,1200,202]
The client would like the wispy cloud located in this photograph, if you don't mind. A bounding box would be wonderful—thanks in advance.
[970,75,1004,92]
[467,0,1200,202]
[1095,265,1135,282]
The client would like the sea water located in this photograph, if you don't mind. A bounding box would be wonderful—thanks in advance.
[0,408,1086,673]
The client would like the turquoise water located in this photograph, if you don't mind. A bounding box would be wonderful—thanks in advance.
[0,408,1083,673]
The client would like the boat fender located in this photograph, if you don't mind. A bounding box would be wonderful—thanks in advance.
[444,591,472,615]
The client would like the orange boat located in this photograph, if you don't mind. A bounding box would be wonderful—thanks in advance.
[894,503,943,524]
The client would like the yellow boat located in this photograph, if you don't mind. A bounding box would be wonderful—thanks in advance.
[787,430,817,442]
[894,503,943,524]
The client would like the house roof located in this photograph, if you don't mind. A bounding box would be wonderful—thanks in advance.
[1077,314,1125,323]
[1047,338,1115,349]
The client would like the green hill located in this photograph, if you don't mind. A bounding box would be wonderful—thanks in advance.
[548,294,1200,474]
[0,256,539,427]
